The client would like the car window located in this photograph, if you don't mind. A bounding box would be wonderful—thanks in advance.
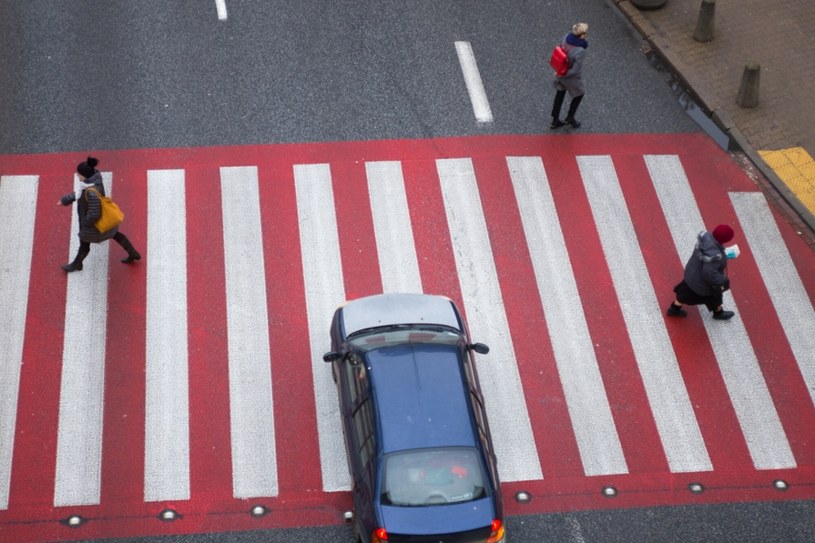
[348,326,461,352]
[380,447,486,507]
[343,354,368,405]
[354,398,376,469]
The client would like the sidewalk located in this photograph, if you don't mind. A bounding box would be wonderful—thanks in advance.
[614,0,815,238]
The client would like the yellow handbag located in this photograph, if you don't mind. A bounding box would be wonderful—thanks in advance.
[85,188,125,233]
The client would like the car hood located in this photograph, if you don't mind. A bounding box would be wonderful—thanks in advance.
[379,497,496,537]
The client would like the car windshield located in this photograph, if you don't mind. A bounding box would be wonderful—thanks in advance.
[348,325,461,352]
[380,447,487,507]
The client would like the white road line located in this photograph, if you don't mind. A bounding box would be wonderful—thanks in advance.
[295,163,351,492]
[365,161,422,294]
[507,157,627,476]
[646,156,794,469]
[144,169,190,502]
[437,158,542,482]
[54,173,112,506]
[731,191,815,410]
[454,41,494,123]
[220,166,278,498]
[578,155,712,473]
[215,0,227,21]
[0,176,38,510]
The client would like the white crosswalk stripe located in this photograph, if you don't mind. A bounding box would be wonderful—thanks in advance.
[221,166,278,498]
[295,163,351,492]
[366,161,423,294]
[55,173,113,506]
[731,191,815,408]
[144,169,190,502]
[0,175,38,510]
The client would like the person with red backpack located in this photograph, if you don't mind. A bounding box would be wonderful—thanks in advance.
[550,22,589,130]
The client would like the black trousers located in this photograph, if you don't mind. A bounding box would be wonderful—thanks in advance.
[551,90,584,120]
[70,231,136,265]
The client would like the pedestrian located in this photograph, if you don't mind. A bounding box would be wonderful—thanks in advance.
[550,22,589,130]
[666,224,735,320]
[58,156,141,272]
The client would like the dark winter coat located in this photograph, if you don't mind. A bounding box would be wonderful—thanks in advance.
[683,230,729,296]
[60,172,119,243]
[554,32,587,97]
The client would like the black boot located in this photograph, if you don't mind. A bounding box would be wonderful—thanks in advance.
[565,95,584,128]
[122,251,141,264]
[115,232,141,263]
[712,308,735,320]
[666,303,687,318]
[61,246,89,273]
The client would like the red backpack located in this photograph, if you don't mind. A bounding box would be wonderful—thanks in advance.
[549,44,569,76]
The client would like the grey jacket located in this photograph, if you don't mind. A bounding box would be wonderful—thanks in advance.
[60,172,119,243]
[683,230,729,296]
[553,34,586,97]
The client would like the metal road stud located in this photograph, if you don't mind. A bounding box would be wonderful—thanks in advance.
[602,486,618,497]
[515,491,532,503]
[159,509,178,521]
[250,505,269,517]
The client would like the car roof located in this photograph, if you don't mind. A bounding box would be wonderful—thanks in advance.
[340,293,462,338]
[367,343,477,453]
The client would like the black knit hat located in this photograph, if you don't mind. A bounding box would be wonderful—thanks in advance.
[77,156,99,178]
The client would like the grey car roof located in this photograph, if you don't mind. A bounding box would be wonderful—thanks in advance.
[341,293,462,336]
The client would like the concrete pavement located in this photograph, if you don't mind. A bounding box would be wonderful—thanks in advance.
[614,0,815,237]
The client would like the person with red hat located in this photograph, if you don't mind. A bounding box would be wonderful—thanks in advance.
[666,224,736,320]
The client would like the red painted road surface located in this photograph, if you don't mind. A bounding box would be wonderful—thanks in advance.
[1,134,814,542]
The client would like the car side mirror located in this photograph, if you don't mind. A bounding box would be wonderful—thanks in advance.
[469,343,490,355]
[323,351,343,363]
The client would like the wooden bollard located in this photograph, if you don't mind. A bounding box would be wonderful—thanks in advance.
[693,0,716,42]
[736,63,760,108]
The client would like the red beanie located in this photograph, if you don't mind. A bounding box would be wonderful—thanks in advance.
[712,224,734,244]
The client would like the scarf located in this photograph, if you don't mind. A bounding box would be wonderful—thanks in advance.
[75,180,98,201]
[566,33,588,49]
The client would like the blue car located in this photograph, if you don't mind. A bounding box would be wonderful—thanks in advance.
[323,293,505,543]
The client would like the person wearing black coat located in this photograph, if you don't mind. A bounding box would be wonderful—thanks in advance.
[58,157,141,272]
[666,224,735,320]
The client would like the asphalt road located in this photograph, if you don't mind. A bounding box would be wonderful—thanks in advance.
[1,0,696,155]
[2,1,813,542]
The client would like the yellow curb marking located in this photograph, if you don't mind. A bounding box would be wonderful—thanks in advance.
[759,147,815,214]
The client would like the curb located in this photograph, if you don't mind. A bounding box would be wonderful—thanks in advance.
[613,0,815,236]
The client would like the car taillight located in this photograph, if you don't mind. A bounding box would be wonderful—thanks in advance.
[486,518,505,543]
[371,527,388,543]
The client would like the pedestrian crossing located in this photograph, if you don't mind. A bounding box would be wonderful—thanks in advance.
[1,134,815,540]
